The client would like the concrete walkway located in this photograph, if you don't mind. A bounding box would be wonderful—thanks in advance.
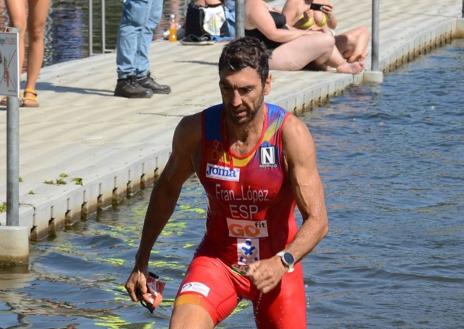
[0,0,463,240]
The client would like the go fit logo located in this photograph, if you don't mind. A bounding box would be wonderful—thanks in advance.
[226,218,269,238]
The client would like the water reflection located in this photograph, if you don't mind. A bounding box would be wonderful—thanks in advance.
[47,2,86,64]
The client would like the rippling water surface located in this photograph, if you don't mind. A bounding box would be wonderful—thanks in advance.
[1,40,463,328]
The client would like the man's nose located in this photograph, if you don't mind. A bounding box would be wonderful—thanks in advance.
[231,90,242,107]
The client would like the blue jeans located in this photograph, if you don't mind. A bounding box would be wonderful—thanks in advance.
[224,0,235,38]
[116,0,164,79]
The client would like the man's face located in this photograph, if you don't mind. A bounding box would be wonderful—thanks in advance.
[219,67,271,126]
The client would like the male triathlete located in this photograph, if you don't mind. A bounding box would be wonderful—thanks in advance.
[125,37,328,329]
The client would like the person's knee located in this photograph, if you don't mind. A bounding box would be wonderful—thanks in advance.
[318,33,335,53]
[28,23,46,42]
[350,26,369,43]
[325,33,336,47]
[345,31,359,47]
[358,26,370,38]
[9,20,27,35]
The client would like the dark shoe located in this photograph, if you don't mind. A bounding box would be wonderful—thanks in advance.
[114,76,153,98]
[137,72,171,94]
[181,34,214,46]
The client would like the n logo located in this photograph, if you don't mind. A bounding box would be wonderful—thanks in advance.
[260,146,276,166]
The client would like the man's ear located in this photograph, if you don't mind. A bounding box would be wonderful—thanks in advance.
[264,73,272,96]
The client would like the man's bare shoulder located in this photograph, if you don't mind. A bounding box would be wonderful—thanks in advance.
[176,112,202,134]
[282,113,312,139]
[282,112,316,158]
[173,112,203,151]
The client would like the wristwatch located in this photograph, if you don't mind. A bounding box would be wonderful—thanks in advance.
[276,250,295,273]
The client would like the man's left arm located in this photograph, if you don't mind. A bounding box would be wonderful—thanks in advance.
[247,114,328,293]
[281,114,329,262]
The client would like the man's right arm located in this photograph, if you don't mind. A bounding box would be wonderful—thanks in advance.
[125,114,200,301]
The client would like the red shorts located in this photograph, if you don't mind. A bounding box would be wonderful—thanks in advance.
[174,256,307,329]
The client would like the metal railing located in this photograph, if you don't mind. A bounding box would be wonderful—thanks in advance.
[371,0,380,71]
[235,0,245,38]
[2,28,20,226]
[88,0,93,55]
[88,0,110,56]
[6,96,20,226]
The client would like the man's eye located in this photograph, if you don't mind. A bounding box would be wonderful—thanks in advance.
[239,87,252,95]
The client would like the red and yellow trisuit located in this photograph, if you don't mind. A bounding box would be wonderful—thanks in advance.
[176,103,307,328]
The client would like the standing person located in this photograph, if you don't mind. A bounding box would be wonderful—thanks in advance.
[5,0,50,107]
[125,37,328,328]
[224,0,236,38]
[114,0,171,98]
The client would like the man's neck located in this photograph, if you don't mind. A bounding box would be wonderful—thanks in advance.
[226,105,266,155]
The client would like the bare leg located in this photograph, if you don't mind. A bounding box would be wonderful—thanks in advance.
[170,303,215,329]
[269,32,334,70]
[335,34,351,58]
[348,26,369,63]
[325,41,364,74]
[335,26,369,63]
[25,0,50,92]
[5,0,27,73]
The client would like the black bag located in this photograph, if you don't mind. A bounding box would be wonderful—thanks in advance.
[182,1,229,44]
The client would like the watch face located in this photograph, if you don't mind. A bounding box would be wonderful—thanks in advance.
[283,252,294,265]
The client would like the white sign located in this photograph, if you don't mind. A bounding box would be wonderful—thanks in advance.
[0,30,19,97]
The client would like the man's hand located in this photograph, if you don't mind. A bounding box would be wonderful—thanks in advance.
[246,256,288,293]
[125,267,148,302]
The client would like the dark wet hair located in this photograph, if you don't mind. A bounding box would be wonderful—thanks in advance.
[218,37,270,84]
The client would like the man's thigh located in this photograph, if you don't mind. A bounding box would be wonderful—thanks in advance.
[254,264,307,329]
[173,256,239,325]
[170,303,214,329]
[121,0,151,28]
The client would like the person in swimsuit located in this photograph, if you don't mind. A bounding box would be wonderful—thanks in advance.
[125,37,328,329]
[283,0,370,63]
[244,0,363,74]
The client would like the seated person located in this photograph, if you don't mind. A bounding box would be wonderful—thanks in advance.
[245,0,363,74]
[283,0,369,63]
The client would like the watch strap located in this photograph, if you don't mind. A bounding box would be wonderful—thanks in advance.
[276,250,295,273]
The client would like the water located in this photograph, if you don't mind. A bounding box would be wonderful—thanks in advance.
[1,40,463,328]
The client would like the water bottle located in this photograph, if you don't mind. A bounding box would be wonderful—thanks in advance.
[168,14,177,42]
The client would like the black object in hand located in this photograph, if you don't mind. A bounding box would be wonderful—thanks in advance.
[310,3,324,11]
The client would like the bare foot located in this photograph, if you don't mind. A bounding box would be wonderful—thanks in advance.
[336,61,364,74]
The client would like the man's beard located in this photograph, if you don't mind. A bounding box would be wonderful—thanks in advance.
[226,93,265,126]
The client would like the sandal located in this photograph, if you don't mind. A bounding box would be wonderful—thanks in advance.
[22,88,39,107]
